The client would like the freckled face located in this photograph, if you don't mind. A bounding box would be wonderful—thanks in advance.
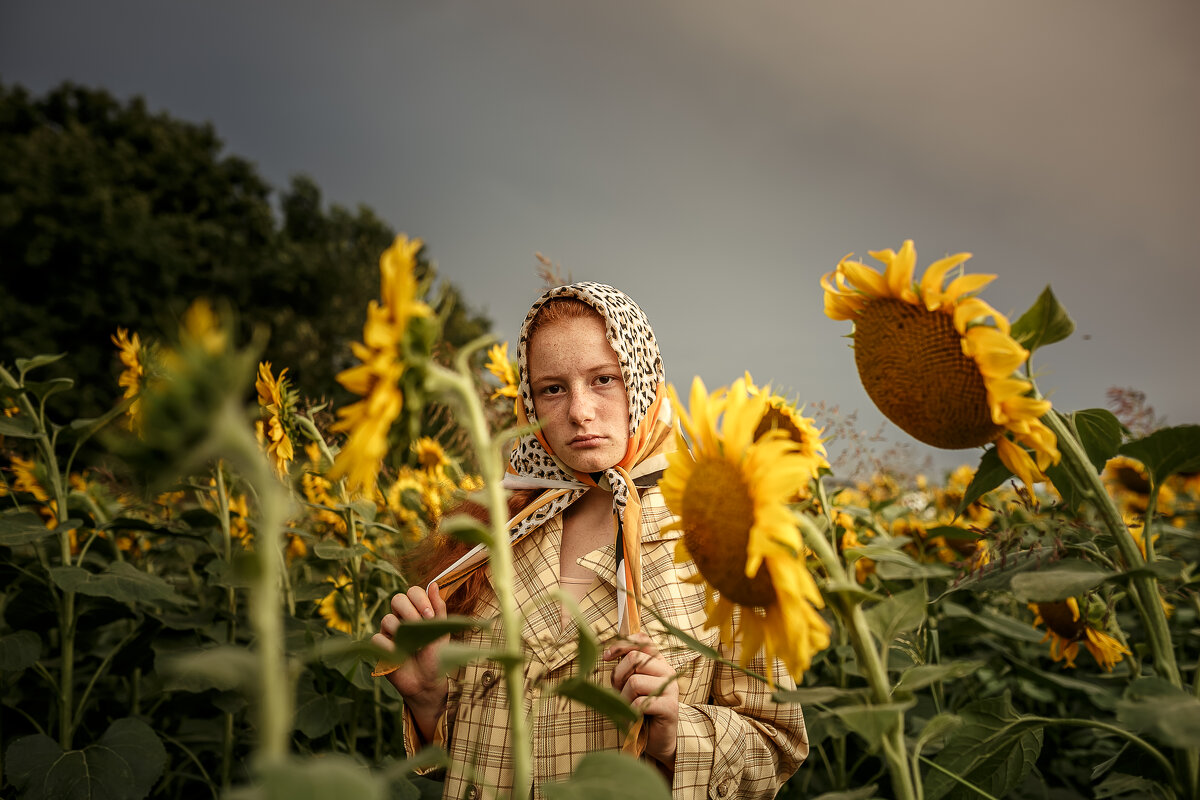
[527,314,630,474]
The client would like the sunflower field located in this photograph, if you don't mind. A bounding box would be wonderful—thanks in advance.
[2,236,1199,800]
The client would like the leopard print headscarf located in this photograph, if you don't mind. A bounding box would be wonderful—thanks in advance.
[430,282,674,636]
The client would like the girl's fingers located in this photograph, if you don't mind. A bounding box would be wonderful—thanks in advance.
[429,581,447,618]
[407,585,437,618]
[369,632,395,653]
[379,613,399,638]
[619,673,676,706]
[390,592,421,621]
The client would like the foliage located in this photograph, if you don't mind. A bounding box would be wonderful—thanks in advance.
[0,81,490,423]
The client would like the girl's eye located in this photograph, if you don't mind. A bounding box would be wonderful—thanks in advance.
[541,384,563,396]
[595,375,618,387]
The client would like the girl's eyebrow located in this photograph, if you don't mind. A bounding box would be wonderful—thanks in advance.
[530,359,621,383]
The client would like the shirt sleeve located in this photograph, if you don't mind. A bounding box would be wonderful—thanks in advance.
[671,647,808,799]
[400,675,462,776]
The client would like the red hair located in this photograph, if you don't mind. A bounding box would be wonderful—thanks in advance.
[402,489,544,616]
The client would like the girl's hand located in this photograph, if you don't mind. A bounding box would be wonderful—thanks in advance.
[605,633,679,774]
[371,581,450,740]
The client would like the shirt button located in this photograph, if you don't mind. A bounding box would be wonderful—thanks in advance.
[466,785,480,799]
[716,779,730,797]
[481,670,496,687]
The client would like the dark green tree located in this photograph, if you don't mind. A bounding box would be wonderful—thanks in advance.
[0,81,490,422]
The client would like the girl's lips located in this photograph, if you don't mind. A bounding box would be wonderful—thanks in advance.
[570,435,604,447]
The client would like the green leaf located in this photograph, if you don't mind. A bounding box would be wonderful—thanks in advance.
[0,511,55,546]
[541,751,671,800]
[1119,425,1200,486]
[1072,409,1124,471]
[294,675,345,738]
[772,686,872,706]
[161,645,257,692]
[23,377,75,403]
[0,415,38,439]
[825,701,913,752]
[225,753,387,800]
[0,630,42,673]
[1094,772,1176,799]
[50,562,193,606]
[438,513,493,546]
[1009,559,1114,602]
[1010,285,1075,354]
[15,353,67,382]
[959,446,1013,515]
[553,679,640,734]
[1116,677,1200,748]
[378,617,486,669]
[894,661,985,694]
[941,602,1046,643]
[313,541,371,561]
[865,585,927,647]
[5,717,166,800]
[923,694,1043,800]
[913,713,963,759]
[810,787,882,800]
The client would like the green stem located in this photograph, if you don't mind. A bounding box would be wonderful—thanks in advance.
[1027,716,1175,782]
[1041,411,1180,688]
[218,403,292,767]
[428,353,532,800]
[799,510,918,800]
[214,466,237,789]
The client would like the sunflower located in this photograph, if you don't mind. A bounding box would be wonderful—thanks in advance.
[111,328,146,430]
[659,376,831,682]
[330,235,432,495]
[255,361,298,477]
[485,342,520,407]
[821,240,1060,489]
[744,373,830,484]
[317,579,355,635]
[1029,597,1130,671]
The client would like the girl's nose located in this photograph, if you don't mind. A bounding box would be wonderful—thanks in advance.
[568,390,596,424]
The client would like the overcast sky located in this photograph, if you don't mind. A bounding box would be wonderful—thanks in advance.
[3,0,1198,477]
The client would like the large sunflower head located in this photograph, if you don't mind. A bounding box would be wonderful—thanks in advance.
[659,376,831,681]
[821,240,1060,489]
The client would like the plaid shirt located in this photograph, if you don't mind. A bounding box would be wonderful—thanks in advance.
[402,488,808,799]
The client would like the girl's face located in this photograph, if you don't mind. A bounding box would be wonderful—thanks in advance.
[527,314,630,474]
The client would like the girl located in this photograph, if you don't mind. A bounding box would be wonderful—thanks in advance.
[373,283,807,799]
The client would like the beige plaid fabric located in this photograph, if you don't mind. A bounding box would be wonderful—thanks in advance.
[402,488,808,799]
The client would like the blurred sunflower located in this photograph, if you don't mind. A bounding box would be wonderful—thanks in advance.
[1029,597,1130,671]
[255,361,298,477]
[385,467,426,542]
[317,578,355,635]
[821,240,1060,489]
[111,328,147,431]
[330,235,432,495]
[485,342,520,407]
[1103,455,1176,518]
[660,376,831,682]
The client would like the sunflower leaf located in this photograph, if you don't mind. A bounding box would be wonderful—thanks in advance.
[894,661,985,694]
[1009,559,1113,602]
[823,701,914,752]
[541,751,671,800]
[772,686,873,706]
[1116,677,1200,748]
[552,679,640,734]
[14,352,67,382]
[1118,424,1200,486]
[0,415,38,439]
[1071,409,1124,471]
[958,447,1011,515]
[864,584,927,647]
[1011,286,1075,354]
[922,693,1044,800]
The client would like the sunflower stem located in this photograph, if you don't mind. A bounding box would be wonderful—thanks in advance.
[799,511,918,800]
[1040,411,1180,689]
[426,359,532,800]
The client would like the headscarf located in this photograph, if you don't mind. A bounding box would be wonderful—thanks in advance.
[431,282,674,636]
